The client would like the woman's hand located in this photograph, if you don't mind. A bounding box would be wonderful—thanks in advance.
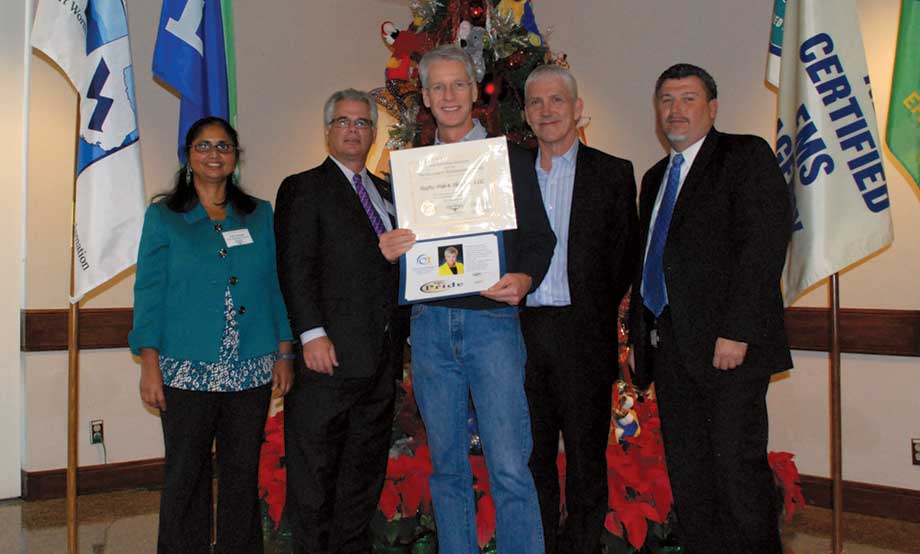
[139,348,166,411]
[273,341,294,396]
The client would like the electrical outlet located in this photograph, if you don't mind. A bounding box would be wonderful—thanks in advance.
[90,419,104,445]
[912,438,920,466]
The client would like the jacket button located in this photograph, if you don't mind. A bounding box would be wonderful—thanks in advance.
[229,276,238,285]
[238,306,246,315]
[218,248,228,258]
[214,223,223,232]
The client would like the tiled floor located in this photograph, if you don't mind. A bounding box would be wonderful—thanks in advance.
[1,489,918,553]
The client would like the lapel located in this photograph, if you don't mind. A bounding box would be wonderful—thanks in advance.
[639,157,668,248]
[669,128,720,231]
[322,157,378,237]
[369,172,397,228]
[568,143,594,254]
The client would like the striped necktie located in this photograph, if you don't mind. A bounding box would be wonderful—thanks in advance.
[353,173,386,235]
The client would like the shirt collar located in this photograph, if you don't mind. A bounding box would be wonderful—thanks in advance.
[329,155,367,185]
[435,118,488,144]
[537,139,579,170]
[670,134,706,170]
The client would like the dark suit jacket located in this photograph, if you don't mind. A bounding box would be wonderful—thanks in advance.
[274,157,406,380]
[542,143,638,344]
[629,129,793,387]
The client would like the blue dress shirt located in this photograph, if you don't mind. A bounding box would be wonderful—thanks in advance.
[528,140,579,307]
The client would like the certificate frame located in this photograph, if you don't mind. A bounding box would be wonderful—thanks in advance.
[399,232,506,304]
[390,137,517,241]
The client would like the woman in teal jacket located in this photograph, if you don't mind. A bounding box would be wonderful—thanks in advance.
[129,117,293,554]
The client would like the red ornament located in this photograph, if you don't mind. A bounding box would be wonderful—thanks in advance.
[484,82,496,96]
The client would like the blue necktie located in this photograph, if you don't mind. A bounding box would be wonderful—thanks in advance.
[643,153,684,317]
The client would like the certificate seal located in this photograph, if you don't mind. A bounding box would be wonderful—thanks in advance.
[420,201,436,217]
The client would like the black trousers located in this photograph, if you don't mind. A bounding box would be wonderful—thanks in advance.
[521,306,616,554]
[158,384,272,554]
[651,309,782,554]
[284,364,396,554]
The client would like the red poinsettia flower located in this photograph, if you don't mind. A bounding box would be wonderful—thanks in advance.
[395,445,434,514]
[556,451,567,511]
[475,492,496,548]
[258,411,286,528]
[768,451,805,521]
[608,489,661,550]
[379,479,401,520]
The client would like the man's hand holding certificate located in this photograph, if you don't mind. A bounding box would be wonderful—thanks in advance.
[385,137,518,304]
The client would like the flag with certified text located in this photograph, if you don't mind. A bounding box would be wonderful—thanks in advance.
[153,0,237,163]
[31,0,146,303]
[768,0,894,305]
[886,0,920,190]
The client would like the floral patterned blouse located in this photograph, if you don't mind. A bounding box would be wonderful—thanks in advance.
[159,288,276,392]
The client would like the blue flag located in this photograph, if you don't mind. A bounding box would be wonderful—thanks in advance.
[153,0,236,162]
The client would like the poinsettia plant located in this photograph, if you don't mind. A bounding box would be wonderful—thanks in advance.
[259,407,287,529]
[259,301,804,553]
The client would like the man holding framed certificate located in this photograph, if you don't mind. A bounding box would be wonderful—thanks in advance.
[379,46,555,554]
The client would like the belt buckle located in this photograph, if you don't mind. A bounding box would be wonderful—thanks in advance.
[650,328,660,348]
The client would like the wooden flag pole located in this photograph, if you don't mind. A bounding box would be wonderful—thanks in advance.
[66,130,80,554]
[829,273,843,554]
[66,293,79,554]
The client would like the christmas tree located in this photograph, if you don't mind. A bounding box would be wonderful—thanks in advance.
[373,0,568,149]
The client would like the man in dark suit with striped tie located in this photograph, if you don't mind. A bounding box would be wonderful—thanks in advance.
[275,88,407,554]
[629,64,793,554]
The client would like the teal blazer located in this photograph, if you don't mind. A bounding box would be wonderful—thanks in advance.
[129,199,292,361]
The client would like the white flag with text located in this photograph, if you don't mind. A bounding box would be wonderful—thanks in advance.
[32,0,146,302]
[770,0,893,304]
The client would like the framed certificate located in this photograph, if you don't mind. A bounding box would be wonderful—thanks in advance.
[390,137,517,240]
[399,233,506,304]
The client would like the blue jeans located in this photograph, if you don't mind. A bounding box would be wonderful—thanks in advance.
[410,304,545,554]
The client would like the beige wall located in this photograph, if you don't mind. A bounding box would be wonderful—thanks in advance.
[20,0,920,490]
[0,0,28,497]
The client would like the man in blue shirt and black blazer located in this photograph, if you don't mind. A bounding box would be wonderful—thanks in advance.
[520,64,638,554]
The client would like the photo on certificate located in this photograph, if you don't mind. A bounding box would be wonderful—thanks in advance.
[399,233,505,304]
[437,245,465,276]
[389,137,517,240]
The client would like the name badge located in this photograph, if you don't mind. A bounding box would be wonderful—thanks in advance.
[222,229,254,247]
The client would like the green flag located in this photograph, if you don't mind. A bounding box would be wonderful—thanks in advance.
[886,0,920,189]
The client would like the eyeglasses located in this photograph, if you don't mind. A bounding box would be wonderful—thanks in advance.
[329,117,374,129]
[190,141,237,154]
[426,81,473,96]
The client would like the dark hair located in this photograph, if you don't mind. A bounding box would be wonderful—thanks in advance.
[654,63,718,100]
[155,116,256,214]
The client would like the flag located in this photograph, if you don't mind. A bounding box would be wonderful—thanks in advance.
[31,0,146,303]
[766,0,787,88]
[153,0,237,163]
[886,0,920,190]
[769,0,894,305]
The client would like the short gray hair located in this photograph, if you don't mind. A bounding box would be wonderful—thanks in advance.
[525,65,578,100]
[419,45,475,89]
[323,88,378,127]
